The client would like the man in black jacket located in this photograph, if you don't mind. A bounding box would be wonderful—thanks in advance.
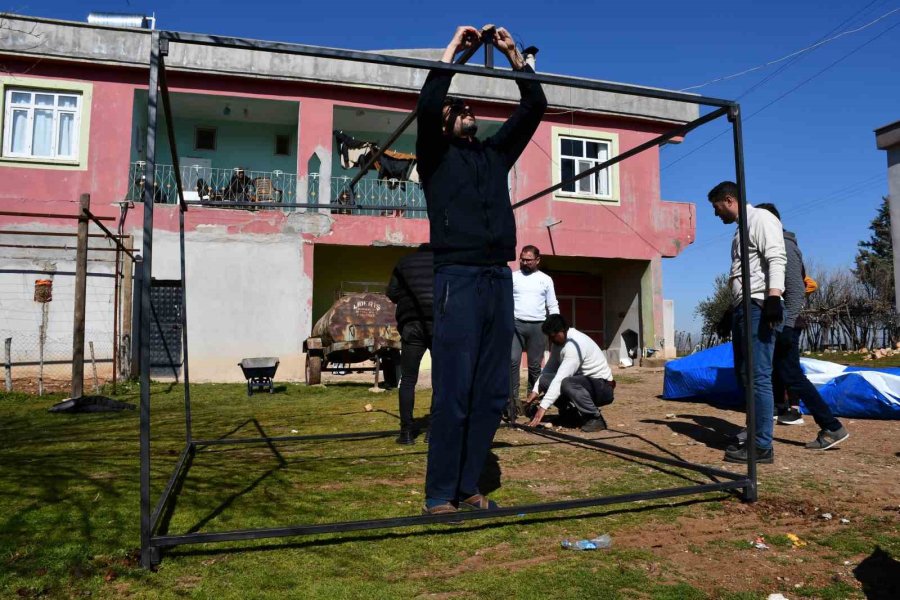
[416,25,547,515]
[386,245,434,445]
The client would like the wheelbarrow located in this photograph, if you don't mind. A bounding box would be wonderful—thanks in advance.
[238,357,280,396]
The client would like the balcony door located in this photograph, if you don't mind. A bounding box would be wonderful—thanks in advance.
[182,157,212,198]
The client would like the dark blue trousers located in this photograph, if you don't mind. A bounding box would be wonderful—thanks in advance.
[773,326,842,432]
[425,265,513,503]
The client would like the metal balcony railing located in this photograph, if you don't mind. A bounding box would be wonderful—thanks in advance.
[329,176,426,218]
[126,163,425,218]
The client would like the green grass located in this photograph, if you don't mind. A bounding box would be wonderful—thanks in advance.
[805,350,900,368]
[1,380,895,598]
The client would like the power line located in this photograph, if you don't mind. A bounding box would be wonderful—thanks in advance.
[680,6,899,91]
[662,19,900,172]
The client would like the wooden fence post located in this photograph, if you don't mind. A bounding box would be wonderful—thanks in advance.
[3,338,11,392]
[89,341,99,393]
[71,193,90,399]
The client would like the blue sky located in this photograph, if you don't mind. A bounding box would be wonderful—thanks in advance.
[16,0,900,333]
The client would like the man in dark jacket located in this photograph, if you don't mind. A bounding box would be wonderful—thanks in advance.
[386,245,434,445]
[416,25,547,515]
[756,204,849,450]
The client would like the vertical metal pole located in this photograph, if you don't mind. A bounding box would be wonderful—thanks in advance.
[484,37,494,68]
[179,206,193,444]
[4,337,11,392]
[140,31,161,569]
[730,104,757,502]
[71,193,91,400]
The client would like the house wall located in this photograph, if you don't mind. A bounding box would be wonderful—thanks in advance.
[1,28,698,381]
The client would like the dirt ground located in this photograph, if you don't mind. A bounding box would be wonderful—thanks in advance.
[324,364,899,597]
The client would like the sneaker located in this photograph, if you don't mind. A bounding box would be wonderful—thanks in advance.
[777,408,805,426]
[396,428,414,445]
[724,445,774,464]
[581,415,608,432]
[805,426,849,450]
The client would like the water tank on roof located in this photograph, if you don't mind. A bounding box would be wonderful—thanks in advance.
[87,13,156,29]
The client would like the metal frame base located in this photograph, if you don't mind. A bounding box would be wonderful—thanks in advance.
[146,422,750,564]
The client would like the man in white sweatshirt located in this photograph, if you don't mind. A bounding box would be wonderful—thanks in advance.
[524,314,615,432]
[509,245,560,420]
[709,181,786,464]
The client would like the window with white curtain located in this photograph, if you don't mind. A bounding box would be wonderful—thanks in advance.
[552,126,620,203]
[2,89,81,160]
[559,136,611,198]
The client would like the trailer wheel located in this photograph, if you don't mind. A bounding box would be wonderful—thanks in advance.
[306,354,322,385]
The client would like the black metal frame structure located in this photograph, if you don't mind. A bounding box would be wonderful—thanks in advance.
[139,29,760,569]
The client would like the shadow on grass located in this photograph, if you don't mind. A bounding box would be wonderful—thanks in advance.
[854,546,900,599]
[162,494,729,561]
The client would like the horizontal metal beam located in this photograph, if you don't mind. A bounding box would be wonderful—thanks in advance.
[0,230,125,239]
[183,201,426,211]
[193,429,398,447]
[0,243,122,252]
[518,424,743,481]
[151,479,747,548]
[0,210,114,221]
[9,358,112,367]
[512,106,729,209]
[159,31,733,108]
[0,269,119,278]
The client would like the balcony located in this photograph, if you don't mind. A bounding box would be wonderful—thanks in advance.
[125,162,425,217]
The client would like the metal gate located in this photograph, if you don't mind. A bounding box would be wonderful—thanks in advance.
[149,280,182,376]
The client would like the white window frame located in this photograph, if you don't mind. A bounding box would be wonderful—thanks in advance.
[551,126,620,204]
[2,88,82,161]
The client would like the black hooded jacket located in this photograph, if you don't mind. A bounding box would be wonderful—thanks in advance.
[415,66,547,266]
[386,248,435,334]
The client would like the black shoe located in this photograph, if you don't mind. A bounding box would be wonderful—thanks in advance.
[396,428,414,445]
[777,408,805,426]
[724,445,773,464]
[581,414,608,432]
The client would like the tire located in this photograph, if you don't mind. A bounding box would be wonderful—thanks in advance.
[306,354,322,385]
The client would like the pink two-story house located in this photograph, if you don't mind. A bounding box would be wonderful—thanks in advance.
[0,14,695,381]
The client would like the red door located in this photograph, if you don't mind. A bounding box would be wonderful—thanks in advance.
[548,272,605,348]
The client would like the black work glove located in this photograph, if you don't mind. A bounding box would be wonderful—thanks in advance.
[763,295,784,326]
[715,307,733,340]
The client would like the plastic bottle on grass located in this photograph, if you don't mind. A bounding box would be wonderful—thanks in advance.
[561,539,597,551]
[560,535,612,551]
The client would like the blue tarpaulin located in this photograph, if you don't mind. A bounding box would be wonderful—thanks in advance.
[662,343,900,419]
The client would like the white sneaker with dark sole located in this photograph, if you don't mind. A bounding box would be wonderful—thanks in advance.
[805,426,849,450]
[777,408,805,426]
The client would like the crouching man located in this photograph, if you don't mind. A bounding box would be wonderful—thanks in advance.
[525,314,615,432]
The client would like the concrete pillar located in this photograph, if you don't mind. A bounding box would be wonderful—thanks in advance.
[874,120,900,315]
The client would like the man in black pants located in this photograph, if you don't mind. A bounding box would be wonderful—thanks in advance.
[417,25,547,515]
[755,203,849,450]
[386,245,434,445]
